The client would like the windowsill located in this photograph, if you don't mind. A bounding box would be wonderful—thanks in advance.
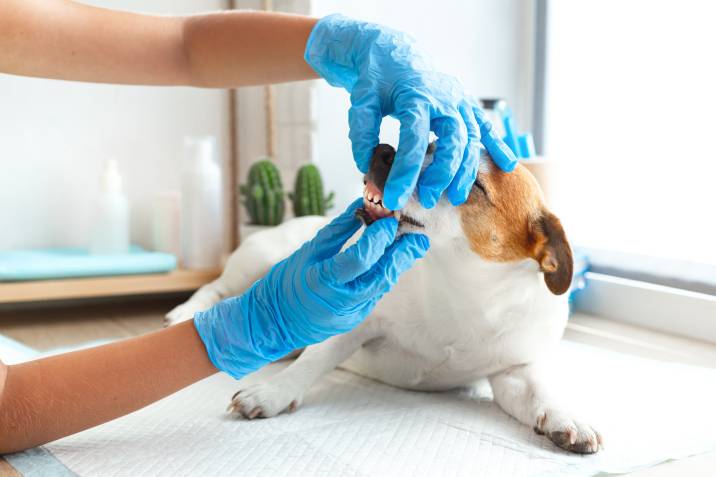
[575,273,716,344]
[566,312,716,368]
[565,312,716,477]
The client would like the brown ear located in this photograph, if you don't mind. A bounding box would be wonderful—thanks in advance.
[535,211,573,295]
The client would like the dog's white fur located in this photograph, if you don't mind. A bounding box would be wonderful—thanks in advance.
[167,191,602,453]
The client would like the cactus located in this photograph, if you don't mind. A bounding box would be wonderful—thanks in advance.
[289,164,335,216]
[239,159,285,225]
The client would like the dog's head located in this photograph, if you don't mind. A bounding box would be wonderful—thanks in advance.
[359,143,573,295]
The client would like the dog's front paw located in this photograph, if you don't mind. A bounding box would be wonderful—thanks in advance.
[164,300,209,327]
[228,380,303,419]
[534,409,603,454]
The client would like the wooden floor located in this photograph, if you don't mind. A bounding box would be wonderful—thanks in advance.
[1,301,715,476]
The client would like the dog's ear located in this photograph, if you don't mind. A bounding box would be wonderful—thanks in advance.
[533,211,573,295]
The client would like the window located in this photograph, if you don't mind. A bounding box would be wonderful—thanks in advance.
[543,1,716,291]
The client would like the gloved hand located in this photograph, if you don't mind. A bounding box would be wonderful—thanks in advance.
[194,199,429,379]
[304,14,518,210]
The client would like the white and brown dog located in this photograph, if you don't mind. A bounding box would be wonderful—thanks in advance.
[167,143,602,454]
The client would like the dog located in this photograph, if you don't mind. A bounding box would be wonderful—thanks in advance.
[166,143,602,454]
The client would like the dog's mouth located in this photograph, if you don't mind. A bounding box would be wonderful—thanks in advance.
[362,181,393,221]
[357,180,424,228]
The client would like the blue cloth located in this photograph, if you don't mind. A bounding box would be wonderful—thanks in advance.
[3,447,76,477]
[194,199,429,379]
[304,14,517,210]
[0,246,176,281]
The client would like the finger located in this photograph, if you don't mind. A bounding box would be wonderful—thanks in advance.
[320,217,399,284]
[348,90,382,173]
[353,233,430,297]
[472,105,518,172]
[446,102,480,205]
[419,110,467,208]
[308,198,364,259]
[383,103,431,210]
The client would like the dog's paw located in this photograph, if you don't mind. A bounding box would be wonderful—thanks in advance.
[534,409,603,454]
[164,300,208,327]
[228,380,303,419]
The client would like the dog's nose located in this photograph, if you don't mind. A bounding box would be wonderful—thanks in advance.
[380,149,394,167]
[373,144,395,168]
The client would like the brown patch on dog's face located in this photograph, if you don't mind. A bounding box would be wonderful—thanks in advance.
[460,157,573,295]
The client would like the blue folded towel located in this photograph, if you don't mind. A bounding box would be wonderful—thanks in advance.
[0,246,177,281]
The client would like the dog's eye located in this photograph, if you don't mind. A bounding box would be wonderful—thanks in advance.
[473,177,494,205]
[474,177,487,195]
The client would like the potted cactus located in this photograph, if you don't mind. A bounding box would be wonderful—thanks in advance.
[289,164,335,216]
[239,159,285,240]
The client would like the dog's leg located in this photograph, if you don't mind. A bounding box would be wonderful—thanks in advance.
[163,277,232,326]
[165,219,326,326]
[488,363,602,454]
[228,320,382,419]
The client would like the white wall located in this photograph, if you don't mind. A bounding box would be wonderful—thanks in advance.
[310,0,534,211]
[0,0,229,251]
[1,0,531,250]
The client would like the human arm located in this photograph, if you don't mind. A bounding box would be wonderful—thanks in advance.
[0,320,216,454]
[0,0,317,87]
[0,201,428,453]
[0,2,515,209]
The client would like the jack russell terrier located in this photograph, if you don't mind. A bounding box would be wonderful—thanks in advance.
[167,143,602,454]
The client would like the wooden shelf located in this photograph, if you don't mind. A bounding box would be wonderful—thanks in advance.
[0,269,221,305]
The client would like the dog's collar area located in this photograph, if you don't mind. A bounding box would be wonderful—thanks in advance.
[398,213,424,228]
[355,208,424,229]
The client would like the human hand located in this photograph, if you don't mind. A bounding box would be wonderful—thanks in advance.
[194,199,429,379]
[304,14,517,210]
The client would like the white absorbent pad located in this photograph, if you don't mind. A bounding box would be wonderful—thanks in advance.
[28,341,716,477]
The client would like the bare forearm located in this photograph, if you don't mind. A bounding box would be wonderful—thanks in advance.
[0,320,217,454]
[0,0,188,85]
[183,11,318,87]
[0,0,318,87]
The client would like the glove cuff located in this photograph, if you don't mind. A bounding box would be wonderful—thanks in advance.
[305,14,389,92]
[193,282,294,380]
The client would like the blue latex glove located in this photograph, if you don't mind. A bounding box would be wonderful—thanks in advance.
[304,14,518,210]
[194,199,429,379]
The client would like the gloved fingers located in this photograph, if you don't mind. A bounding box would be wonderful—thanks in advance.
[308,198,364,260]
[419,110,467,208]
[353,233,430,298]
[348,91,382,173]
[446,102,481,205]
[320,217,398,284]
[472,104,518,172]
[383,103,431,211]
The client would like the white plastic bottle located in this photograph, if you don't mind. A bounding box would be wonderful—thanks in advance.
[90,159,130,254]
[181,136,223,269]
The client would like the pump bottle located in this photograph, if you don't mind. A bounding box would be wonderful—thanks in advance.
[90,159,130,254]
